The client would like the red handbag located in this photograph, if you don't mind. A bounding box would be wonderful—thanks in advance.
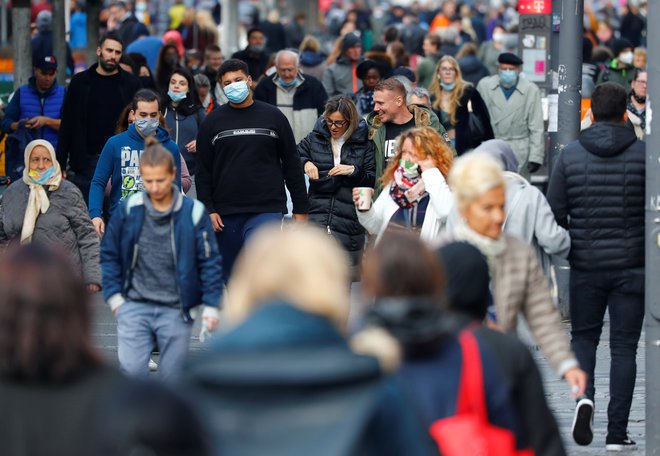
[429,331,533,456]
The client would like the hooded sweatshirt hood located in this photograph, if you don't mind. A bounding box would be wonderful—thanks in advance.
[578,122,638,158]
[300,50,325,67]
[473,139,519,172]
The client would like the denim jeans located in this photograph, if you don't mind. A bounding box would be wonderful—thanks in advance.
[569,267,644,439]
[116,300,193,381]
[215,212,282,282]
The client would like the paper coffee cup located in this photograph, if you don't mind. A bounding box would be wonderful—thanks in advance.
[356,187,373,212]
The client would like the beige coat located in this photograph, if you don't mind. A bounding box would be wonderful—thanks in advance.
[492,235,576,376]
[477,75,545,180]
[439,233,578,377]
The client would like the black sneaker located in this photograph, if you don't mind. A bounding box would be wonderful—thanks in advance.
[606,434,637,452]
[572,398,594,446]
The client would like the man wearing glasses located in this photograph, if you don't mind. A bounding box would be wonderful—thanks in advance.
[196,59,309,282]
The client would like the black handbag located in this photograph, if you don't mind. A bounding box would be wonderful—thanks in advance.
[467,100,487,146]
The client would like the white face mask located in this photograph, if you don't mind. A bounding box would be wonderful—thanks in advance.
[492,32,504,43]
[619,51,634,65]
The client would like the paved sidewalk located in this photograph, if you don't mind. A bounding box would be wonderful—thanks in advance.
[532,318,645,455]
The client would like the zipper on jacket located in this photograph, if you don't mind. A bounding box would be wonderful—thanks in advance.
[202,230,211,258]
[326,197,336,235]
[170,217,190,323]
[123,244,139,292]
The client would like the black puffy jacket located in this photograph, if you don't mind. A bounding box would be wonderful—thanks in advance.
[547,122,645,271]
[298,117,376,265]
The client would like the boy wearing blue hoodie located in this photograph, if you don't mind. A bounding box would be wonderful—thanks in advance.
[90,89,181,237]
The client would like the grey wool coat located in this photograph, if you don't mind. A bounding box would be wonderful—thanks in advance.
[0,179,102,285]
[477,75,545,179]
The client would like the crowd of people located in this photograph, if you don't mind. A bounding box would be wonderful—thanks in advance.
[0,0,649,454]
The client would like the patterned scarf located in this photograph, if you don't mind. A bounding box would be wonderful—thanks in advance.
[389,160,427,209]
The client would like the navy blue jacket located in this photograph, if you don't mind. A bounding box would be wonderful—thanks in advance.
[547,122,645,271]
[100,192,223,321]
[1,78,65,148]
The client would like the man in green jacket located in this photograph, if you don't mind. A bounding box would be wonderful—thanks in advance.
[596,38,635,92]
[366,77,452,191]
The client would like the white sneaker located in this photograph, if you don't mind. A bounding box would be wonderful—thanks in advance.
[606,434,637,451]
[148,358,158,371]
[572,398,594,446]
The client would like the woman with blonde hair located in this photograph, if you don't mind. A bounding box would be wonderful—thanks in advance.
[182,225,434,456]
[445,153,587,397]
[299,35,327,80]
[353,126,453,242]
[429,55,493,154]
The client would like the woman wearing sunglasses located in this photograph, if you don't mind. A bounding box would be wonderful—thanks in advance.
[298,96,376,276]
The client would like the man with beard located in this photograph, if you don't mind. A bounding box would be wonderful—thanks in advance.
[230,27,271,81]
[57,32,141,201]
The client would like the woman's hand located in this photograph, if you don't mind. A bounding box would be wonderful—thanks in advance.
[86,283,101,293]
[564,367,588,398]
[304,162,319,180]
[185,140,196,153]
[417,155,436,172]
[352,187,374,208]
[328,164,355,176]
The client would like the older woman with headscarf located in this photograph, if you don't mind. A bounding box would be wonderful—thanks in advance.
[444,152,586,397]
[0,139,101,292]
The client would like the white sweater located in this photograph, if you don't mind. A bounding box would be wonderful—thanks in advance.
[357,168,453,243]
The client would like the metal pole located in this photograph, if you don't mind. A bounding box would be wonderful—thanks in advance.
[645,0,660,450]
[0,0,8,46]
[52,0,67,84]
[221,0,239,56]
[547,0,561,174]
[556,0,583,151]
[11,0,32,90]
[86,0,102,68]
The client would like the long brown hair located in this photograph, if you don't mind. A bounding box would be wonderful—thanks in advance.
[428,55,471,125]
[0,244,102,382]
[381,126,454,186]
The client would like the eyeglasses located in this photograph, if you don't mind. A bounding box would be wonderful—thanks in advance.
[635,80,647,85]
[325,119,348,128]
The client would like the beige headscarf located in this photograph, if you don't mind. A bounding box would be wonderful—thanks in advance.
[21,139,62,243]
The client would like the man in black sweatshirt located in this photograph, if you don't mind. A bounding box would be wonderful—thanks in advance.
[196,58,309,282]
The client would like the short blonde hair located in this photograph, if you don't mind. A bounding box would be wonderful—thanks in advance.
[448,153,506,209]
[225,225,351,329]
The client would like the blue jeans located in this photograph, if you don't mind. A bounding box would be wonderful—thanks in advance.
[116,300,193,380]
[215,212,282,282]
[569,268,644,439]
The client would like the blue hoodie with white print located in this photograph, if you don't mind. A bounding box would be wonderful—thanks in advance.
[88,124,181,219]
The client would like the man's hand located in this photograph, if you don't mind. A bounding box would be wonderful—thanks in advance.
[185,140,197,153]
[527,162,541,174]
[292,213,308,223]
[328,164,355,176]
[564,367,587,398]
[210,213,224,232]
[92,217,105,238]
[203,316,219,332]
[26,116,49,129]
[304,161,319,180]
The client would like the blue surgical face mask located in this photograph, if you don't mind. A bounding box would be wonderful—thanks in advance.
[276,76,298,88]
[499,69,518,88]
[135,117,159,137]
[224,80,250,104]
[440,82,456,91]
[168,90,187,103]
[28,166,55,184]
